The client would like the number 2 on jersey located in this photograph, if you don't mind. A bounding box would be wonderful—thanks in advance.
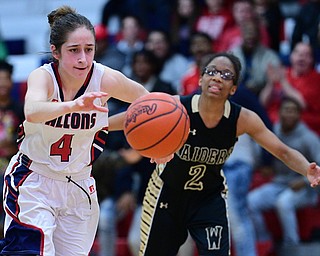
[184,164,206,191]
[50,134,74,162]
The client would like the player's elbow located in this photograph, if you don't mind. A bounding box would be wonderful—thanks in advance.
[24,104,39,123]
[277,147,293,164]
[25,113,37,123]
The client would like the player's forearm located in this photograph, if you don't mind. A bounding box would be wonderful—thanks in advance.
[24,101,74,123]
[281,147,309,177]
[108,111,126,131]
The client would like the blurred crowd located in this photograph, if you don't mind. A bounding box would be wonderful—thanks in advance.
[1,0,320,255]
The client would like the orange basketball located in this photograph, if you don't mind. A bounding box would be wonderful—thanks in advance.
[124,92,190,158]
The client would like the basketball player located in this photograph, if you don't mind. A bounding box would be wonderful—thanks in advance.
[140,52,320,256]
[0,6,149,256]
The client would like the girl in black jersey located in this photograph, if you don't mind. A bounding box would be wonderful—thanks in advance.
[139,52,320,256]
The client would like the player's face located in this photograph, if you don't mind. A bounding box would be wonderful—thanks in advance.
[199,56,237,99]
[0,70,12,97]
[279,100,300,131]
[54,26,95,80]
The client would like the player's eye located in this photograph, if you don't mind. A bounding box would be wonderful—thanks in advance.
[204,67,234,81]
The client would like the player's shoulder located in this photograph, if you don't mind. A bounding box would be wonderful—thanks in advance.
[179,94,197,113]
[237,107,265,135]
[28,65,51,81]
[238,107,259,121]
[98,62,125,79]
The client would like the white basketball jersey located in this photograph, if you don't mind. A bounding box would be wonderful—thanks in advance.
[18,62,109,180]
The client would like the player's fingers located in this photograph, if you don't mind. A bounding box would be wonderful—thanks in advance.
[91,91,108,97]
[310,175,320,187]
[93,91,107,101]
[94,104,109,113]
[309,162,317,169]
[151,154,174,164]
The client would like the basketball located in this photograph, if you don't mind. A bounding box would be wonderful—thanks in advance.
[124,92,190,158]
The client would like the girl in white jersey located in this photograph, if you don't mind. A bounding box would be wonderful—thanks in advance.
[0,6,149,256]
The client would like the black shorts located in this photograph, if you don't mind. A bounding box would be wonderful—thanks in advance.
[140,171,230,256]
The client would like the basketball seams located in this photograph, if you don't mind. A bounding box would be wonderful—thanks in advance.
[125,101,179,135]
[129,98,176,108]
[137,100,189,157]
[135,101,184,153]
[124,92,190,158]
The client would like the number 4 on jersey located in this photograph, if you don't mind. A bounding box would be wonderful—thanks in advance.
[50,134,74,162]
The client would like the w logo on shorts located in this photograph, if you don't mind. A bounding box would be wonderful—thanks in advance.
[205,226,223,250]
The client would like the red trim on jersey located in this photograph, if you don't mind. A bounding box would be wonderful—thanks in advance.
[51,62,95,101]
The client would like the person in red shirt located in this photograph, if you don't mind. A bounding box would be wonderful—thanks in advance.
[216,0,270,52]
[260,42,320,136]
[195,0,234,52]
[180,32,213,95]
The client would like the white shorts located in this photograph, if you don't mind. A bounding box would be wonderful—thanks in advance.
[2,154,99,256]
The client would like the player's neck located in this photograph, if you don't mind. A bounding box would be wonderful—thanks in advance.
[198,96,224,128]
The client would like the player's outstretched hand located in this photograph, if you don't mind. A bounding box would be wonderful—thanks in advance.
[150,154,174,164]
[307,162,320,188]
[74,92,108,112]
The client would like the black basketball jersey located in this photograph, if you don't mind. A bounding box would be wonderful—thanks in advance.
[159,94,241,193]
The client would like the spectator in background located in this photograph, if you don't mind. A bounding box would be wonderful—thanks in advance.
[145,30,190,92]
[114,15,145,77]
[317,19,320,72]
[223,134,261,256]
[130,49,177,95]
[95,15,145,78]
[94,24,109,59]
[195,0,234,52]
[253,0,284,52]
[291,0,320,61]
[94,24,127,72]
[0,60,24,169]
[101,0,132,37]
[231,19,281,96]
[259,42,320,136]
[217,0,270,52]
[180,32,213,95]
[248,97,320,252]
[100,0,141,40]
[0,60,24,238]
[170,0,202,57]
[101,0,173,37]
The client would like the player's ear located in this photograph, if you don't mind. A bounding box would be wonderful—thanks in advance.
[230,85,237,95]
[50,45,59,60]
